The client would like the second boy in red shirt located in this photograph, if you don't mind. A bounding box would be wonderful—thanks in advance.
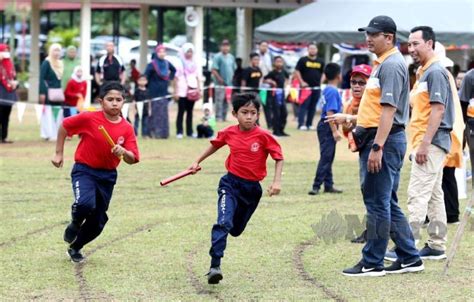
[189,92,284,284]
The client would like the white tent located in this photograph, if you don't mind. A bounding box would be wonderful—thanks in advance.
[255,0,474,45]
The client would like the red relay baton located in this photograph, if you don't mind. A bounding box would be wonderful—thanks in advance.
[160,167,202,186]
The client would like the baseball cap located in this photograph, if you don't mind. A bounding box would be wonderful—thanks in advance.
[351,64,372,78]
[358,15,397,34]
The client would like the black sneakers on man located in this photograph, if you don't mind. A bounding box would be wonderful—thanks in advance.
[67,247,85,263]
[342,262,386,277]
[419,243,447,260]
[384,259,424,274]
[207,267,223,284]
[63,222,81,244]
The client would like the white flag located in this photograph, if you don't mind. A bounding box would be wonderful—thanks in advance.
[34,104,44,124]
[121,103,130,119]
[136,102,144,119]
[16,102,27,123]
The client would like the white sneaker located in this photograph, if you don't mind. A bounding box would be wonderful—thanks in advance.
[176,134,183,139]
[309,125,317,130]
[299,126,308,131]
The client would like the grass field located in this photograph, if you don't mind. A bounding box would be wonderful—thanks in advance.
[1,104,473,301]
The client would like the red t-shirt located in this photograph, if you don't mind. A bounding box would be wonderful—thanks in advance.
[64,79,87,106]
[63,111,140,170]
[211,125,283,181]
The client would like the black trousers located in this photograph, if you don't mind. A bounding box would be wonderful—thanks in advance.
[0,104,12,141]
[442,167,460,223]
[270,95,288,135]
[176,97,195,136]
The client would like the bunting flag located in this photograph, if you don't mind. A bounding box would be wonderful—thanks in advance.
[259,89,267,106]
[34,104,43,124]
[136,101,144,119]
[289,87,299,103]
[275,88,284,106]
[52,106,61,121]
[16,102,27,123]
[284,85,291,99]
[225,86,233,104]
[299,88,312,105]
[121,103,130,119]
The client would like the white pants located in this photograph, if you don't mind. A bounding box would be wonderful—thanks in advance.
[407,144,448,251]
[40,105,63,141]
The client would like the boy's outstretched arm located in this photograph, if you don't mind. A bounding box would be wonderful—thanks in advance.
[52,125,68,168]
[189,145,220,172]
[268,159,284,196]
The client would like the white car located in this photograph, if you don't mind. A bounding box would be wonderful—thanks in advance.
[118,40,180,67]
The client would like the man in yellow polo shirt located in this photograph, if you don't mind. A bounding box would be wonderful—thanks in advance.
[343,16,423,277]
[407,27,454,260]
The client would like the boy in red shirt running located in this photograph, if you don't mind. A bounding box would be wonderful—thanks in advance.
[189,92,284,284]
[52,82,140,263]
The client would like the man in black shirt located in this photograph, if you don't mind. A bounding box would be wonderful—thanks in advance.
[294,43,325,130]
[242,53,268,128]
[95,41,126,86]
[264,56,289,136]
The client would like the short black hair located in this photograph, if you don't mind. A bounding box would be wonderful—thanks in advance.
[99,81,126,99]
[232,92,261,113]
[130,59,136,64]
[273,55,284,61]
[249,52,259,60]
[324,63,341,81]
[410,26,436,50]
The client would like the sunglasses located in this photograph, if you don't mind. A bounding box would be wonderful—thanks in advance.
[350,80,367,86]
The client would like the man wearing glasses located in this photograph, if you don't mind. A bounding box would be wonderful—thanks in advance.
[342,16,423,276]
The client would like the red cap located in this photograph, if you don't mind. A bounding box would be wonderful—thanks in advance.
[350,64,372,78]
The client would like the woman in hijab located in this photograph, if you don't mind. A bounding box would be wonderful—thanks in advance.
[64,66,87,117]
[145,44,176,139]
[0,44,18,143]
[39,43,64,140]
[175,42,201,139]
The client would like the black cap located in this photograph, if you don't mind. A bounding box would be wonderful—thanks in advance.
[358,15,397,34]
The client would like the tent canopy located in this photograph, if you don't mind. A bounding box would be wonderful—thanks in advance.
[255,0,474,45]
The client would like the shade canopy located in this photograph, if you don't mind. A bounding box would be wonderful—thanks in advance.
[255,0,474,46]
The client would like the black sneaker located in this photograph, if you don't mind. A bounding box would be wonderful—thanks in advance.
[342,262,385,277]
[67,248,85,263]
[350,230,367,244]
[207,267,223,284]
[308,189,320,195]
[324,187,343,194]
[281,132,290,137]
[63,222,80,244]
[385,259,424,274]
[419,243,446,260]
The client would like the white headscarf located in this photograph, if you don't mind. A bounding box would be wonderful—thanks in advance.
[181,42,197,74]
[71,66,84,83]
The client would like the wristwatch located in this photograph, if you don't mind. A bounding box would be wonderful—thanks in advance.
[372,143,383,152]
